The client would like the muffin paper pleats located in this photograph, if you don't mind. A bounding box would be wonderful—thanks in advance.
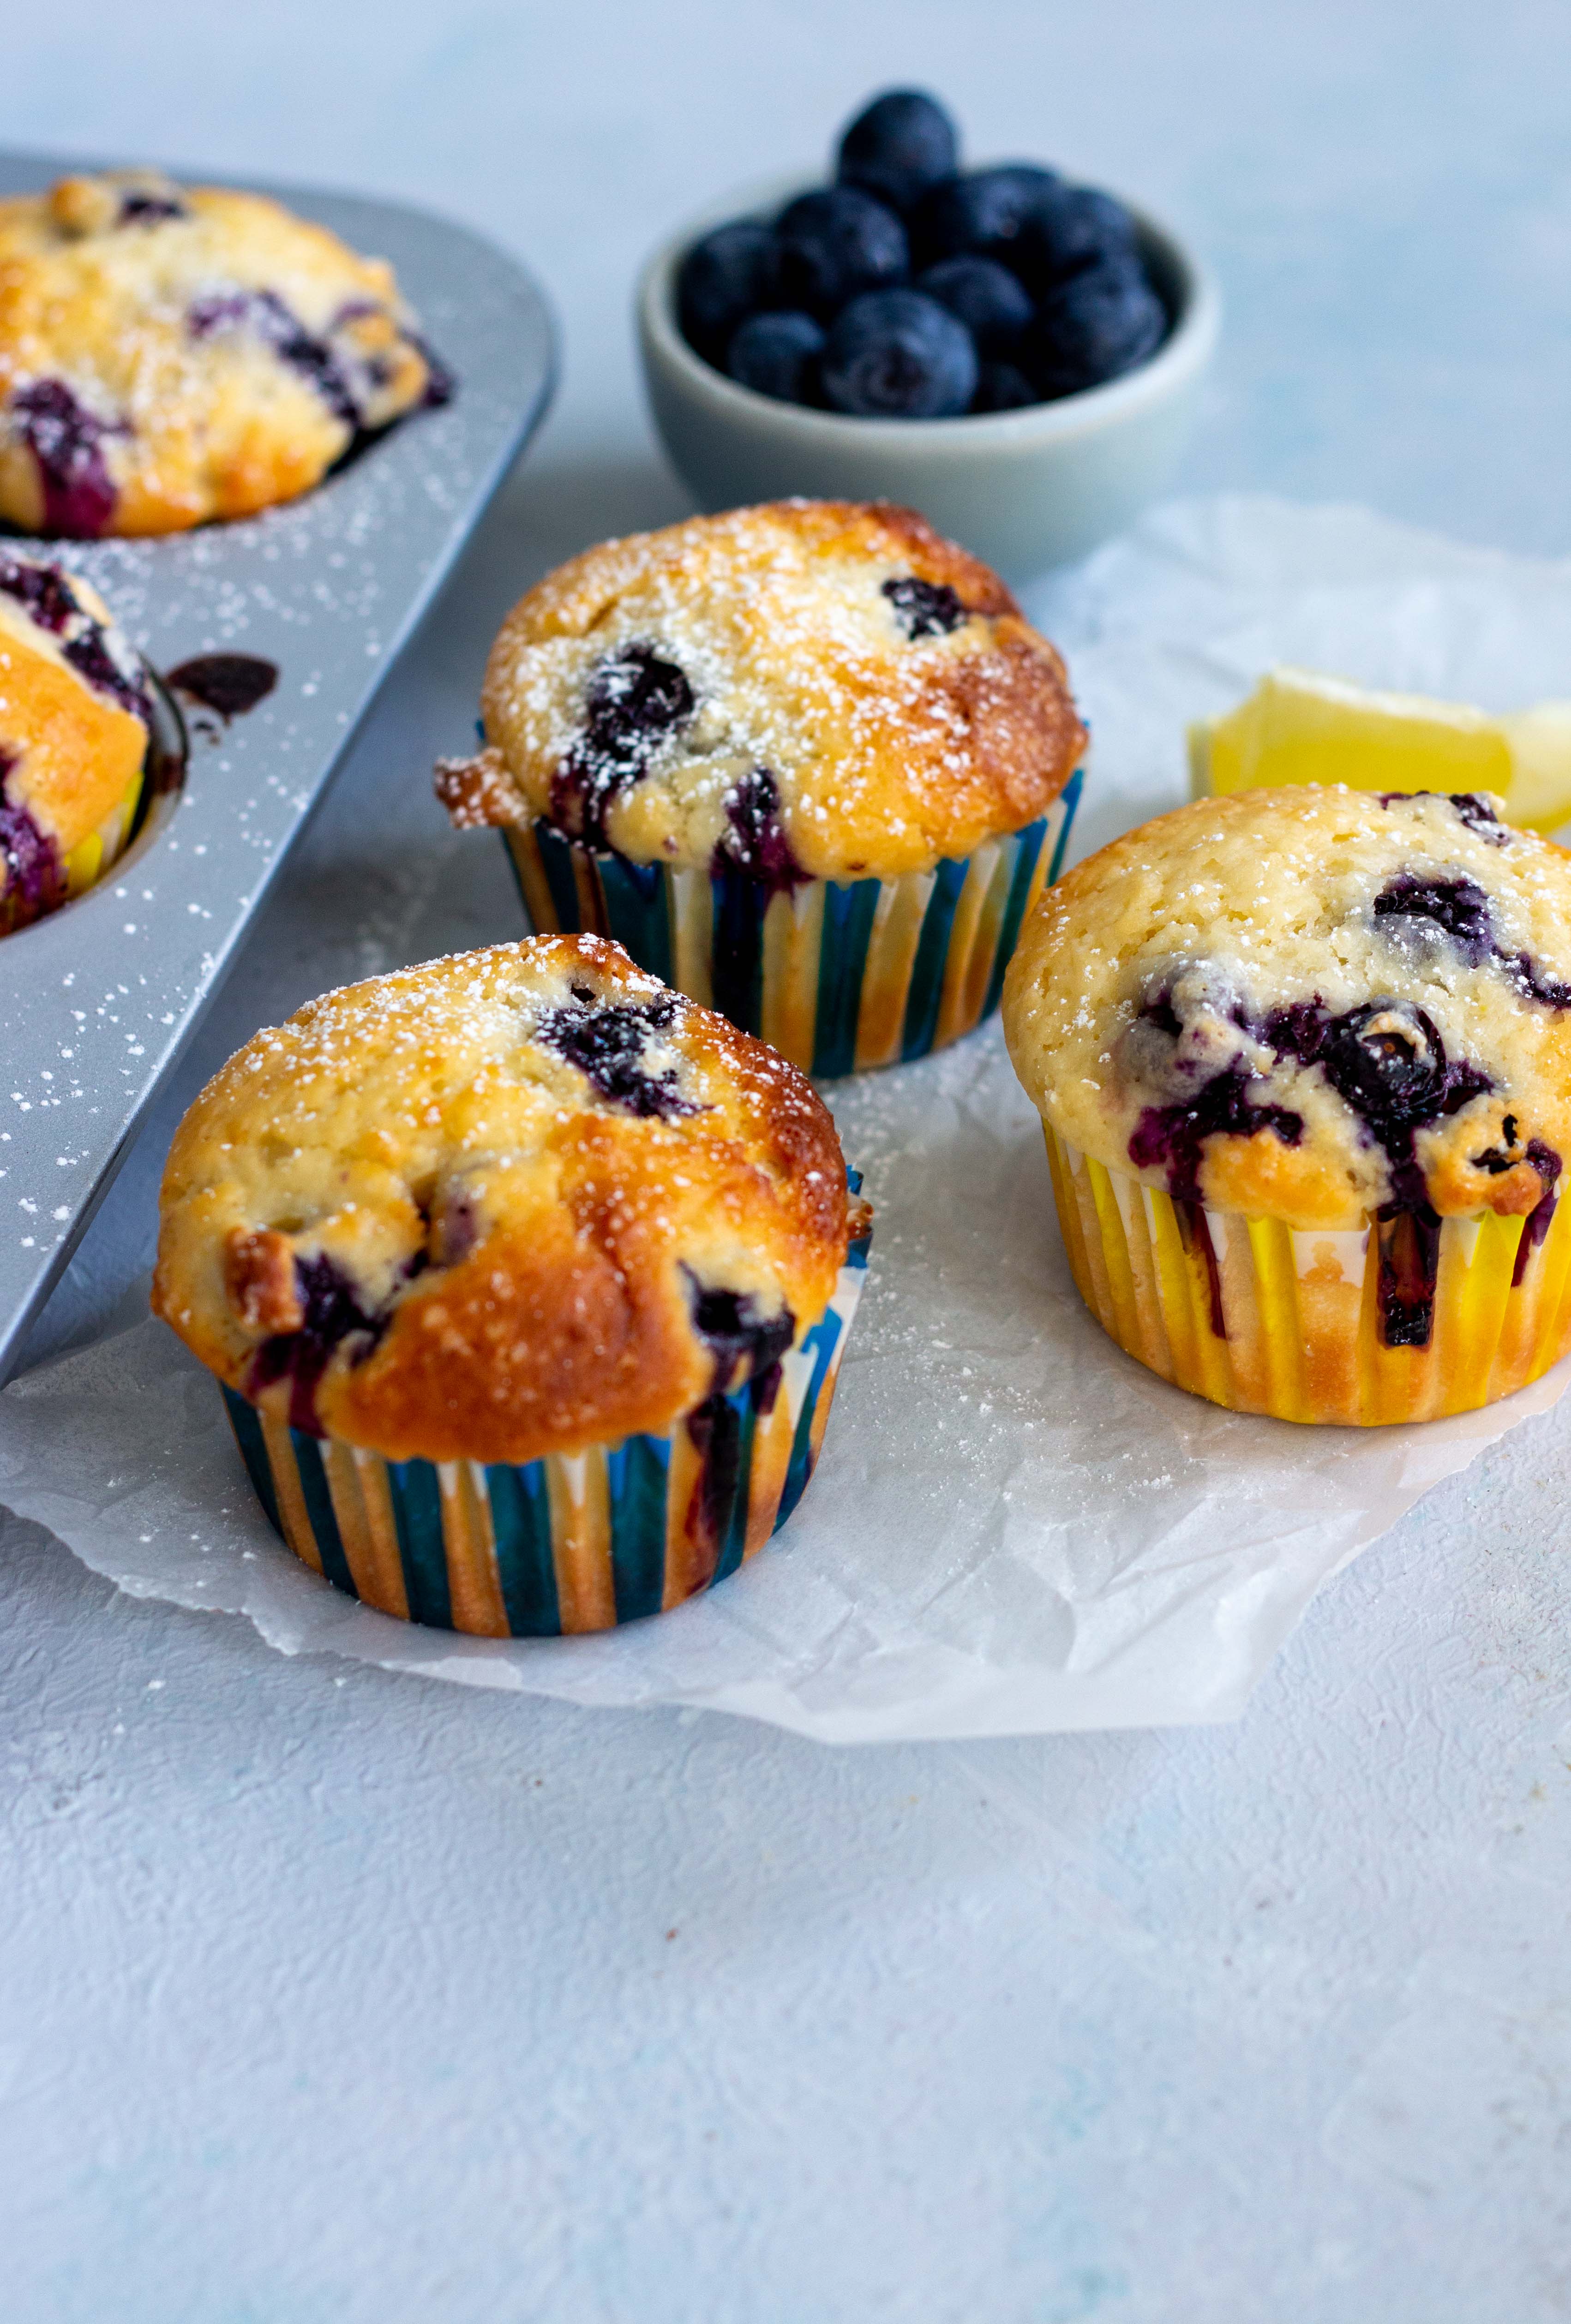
[498,766,1081,1077]
[221,1215,870,1637]
[1044,1123,1571,1427]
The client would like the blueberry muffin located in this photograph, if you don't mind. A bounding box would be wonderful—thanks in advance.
[0,169,449,537]
[0,549,161,932]
[152,934,872,1634]
[1002,786,1571,1424]
[436,499,1085,1075]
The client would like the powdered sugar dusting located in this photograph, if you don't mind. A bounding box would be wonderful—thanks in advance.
[0,172,448,535]
[471,501,1082,882]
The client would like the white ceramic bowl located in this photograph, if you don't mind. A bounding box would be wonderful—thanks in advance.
[637,173,1221,581]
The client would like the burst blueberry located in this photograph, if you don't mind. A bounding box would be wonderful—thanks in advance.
[187,288,361,428]
[536,993,698,1121]
[882,576,970,638]
[550,642,694,848]
[1373,873,1494,967]
[683,1267,796,1390]
[8,379,121,537]
[821,288,977,418]
[0,553,79,634]
[0,750,65,926]
[248,1253,384,1438]
[714,767,804,890]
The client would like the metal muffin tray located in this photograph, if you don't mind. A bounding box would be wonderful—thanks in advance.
[0,150,556,1381]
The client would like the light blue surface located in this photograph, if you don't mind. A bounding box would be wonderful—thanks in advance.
[4,5,1571,2318]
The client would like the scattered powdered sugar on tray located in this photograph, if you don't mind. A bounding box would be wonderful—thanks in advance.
[6,493,1571,1741]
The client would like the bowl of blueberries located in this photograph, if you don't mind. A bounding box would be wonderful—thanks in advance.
[638,88,1219,578]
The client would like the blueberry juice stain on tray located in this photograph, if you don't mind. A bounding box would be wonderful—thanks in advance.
[165,653,279,738]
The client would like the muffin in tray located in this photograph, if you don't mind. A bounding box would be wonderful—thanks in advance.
[0,549,160,934]
[1003,785,1571,1425]
[0,168,449,538]
[435,499,1085,1075]
[152,934,871,1636]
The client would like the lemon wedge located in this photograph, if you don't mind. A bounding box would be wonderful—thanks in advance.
[1188,668,1571,835]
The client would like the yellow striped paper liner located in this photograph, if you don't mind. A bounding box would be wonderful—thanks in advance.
[1044,1121,1571,1426]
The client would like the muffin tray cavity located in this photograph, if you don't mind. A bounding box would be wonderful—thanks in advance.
[0,152,555,1381]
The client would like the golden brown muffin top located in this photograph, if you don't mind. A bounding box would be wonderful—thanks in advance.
[0,550,152,918]
[0,170,442,538]
[153,935,857,1464]
[1003,786,1571,1230]
[436,499,1085,883]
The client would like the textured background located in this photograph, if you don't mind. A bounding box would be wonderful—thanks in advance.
[4,3,1571,2318]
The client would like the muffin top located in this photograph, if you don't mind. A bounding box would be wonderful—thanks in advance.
[0,550,153,925]
[1002,786,1571,1231]
[435,498,1085,883]
[153,935,859,1464]
[0,170,446,537]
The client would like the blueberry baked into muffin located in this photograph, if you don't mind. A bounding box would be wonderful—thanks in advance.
[153,934,871,1634]
[436,499,1086,1075]
[1002,786,1571,1425]
[0,169,449,537]
[0,549,162,932]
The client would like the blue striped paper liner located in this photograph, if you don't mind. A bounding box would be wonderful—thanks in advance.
[222,1200,871,1638]
[501,765,1084,1076]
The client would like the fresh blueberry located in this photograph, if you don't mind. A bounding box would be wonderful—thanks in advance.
[775,186,908,319]
[911,164,1060,269]
[821,288,977,418]
[971,361,1038,412]
[836,88,959,215]
[917,255,1033,356]
[677,221,781,361]
[726,311,825,403]
[1015,183,1141,291]
[1026,260,1167,397]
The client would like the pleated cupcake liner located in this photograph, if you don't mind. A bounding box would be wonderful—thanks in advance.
[1044,1122,1571,1427]
[222,1212,871,1637]
[499,766,1084,1076]
[0,760,144,937]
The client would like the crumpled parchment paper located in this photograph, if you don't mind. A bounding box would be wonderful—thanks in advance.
[6,493,1571,1743]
